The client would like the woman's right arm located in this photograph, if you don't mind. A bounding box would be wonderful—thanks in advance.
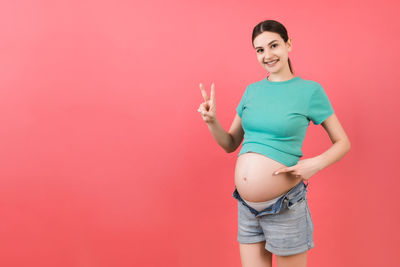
[206,114,244,153]
[198,83,244,153]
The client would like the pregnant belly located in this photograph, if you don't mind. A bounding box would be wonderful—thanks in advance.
[234,152,303,202]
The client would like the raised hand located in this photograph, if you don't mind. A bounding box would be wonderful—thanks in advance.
[198,82,216,124]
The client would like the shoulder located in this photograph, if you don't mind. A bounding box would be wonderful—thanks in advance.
[241,81,258,95]
[298,77,322,89]
[298,78,326,97]
[246,80,261,90]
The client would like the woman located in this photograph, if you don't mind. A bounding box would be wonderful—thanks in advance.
[197,19,350,267]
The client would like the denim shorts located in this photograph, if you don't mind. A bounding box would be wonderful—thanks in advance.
[232,180,314,256]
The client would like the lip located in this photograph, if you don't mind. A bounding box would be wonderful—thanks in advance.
[265,59,279,66]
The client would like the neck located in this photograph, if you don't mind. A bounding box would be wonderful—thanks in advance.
[267,72,295,82]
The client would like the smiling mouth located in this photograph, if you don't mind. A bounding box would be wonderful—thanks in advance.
[265,59,279,64]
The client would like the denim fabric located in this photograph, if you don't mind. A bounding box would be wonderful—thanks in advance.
[233,180,314,256]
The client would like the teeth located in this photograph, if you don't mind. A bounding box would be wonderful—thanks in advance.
[266,59,278,64]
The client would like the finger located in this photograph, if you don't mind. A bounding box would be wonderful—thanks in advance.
[200,102,209,112]
[274,169,286,175]
[274,167,293,175]
[210,83,215,105]
[201,108,213,118]
[198,104,211,117]
[199,83,209,102]
[198,105,206,115]
[201,110,210,119]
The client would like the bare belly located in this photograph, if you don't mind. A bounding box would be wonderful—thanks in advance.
[234,152,302,202]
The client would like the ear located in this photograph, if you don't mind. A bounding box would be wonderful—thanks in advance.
[287,38,292,52]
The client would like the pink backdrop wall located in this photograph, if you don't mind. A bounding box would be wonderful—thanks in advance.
[1,0,399,266]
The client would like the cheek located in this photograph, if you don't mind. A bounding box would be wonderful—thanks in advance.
[278,51,288,59]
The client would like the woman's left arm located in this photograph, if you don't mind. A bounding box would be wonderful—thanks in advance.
[314,113,351,171]
[274,113,350,178]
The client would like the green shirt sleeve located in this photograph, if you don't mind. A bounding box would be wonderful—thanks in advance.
[307,84,334,125]
[236,86,249,118]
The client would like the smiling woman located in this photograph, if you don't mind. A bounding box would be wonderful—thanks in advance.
[198,19,350,267]
[253,31,294,78]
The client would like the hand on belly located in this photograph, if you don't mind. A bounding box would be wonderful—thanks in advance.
[234,152,302,202]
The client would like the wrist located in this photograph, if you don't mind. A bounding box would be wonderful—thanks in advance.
[206,117,218,125]
[314,155,326,171]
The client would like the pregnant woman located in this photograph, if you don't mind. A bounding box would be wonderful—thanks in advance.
[197,20,351,267]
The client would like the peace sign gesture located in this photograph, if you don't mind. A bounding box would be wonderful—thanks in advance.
[198,83,216,124]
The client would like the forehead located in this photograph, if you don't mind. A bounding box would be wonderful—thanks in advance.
[253,31,282,47]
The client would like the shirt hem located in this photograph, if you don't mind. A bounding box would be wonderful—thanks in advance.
[237,142,300,166]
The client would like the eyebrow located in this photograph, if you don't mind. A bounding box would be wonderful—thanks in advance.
[254,40,279,49]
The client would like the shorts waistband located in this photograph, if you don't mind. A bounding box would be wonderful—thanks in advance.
[232,180,309,217]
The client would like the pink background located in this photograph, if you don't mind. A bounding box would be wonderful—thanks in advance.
[1,0,399,266]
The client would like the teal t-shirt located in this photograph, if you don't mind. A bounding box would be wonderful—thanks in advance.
[236,76,334,166]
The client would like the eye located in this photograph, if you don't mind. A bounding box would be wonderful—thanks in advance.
[256,43,278,53]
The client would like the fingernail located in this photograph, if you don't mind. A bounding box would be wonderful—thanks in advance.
[274,172,278,175]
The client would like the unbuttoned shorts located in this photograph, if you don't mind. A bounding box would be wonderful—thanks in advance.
[232,180,315,256]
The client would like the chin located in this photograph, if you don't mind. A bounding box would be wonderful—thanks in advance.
[265,68,279,74]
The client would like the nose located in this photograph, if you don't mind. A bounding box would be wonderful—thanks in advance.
[263,48,273,60]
